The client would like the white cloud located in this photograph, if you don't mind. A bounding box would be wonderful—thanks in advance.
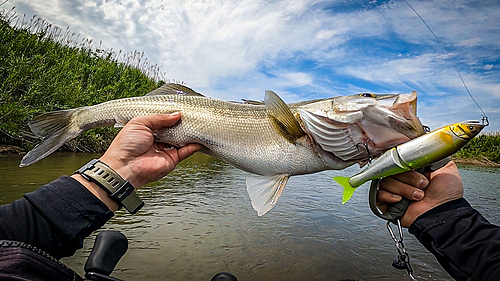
[457,38,482,48]
[277,72,313,87]
[3,0,500,131]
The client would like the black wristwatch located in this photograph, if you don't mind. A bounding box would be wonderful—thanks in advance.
[76,159,144,214]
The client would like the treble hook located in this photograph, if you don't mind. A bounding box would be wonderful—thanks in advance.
[356,140,374,162]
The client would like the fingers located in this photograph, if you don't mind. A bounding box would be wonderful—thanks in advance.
[155,143,204,160]
[379,172,427,201]
[131,112,182,131]
[377,189,402,203]
[177,144,204,161]
[391,171,429,190]
[158,143,204,166]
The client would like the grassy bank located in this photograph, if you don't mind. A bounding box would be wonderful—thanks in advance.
[453,132,500,166]
[1,7,499,167]
[0,6,164,153]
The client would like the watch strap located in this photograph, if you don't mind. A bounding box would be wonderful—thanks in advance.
[76,159,144,214]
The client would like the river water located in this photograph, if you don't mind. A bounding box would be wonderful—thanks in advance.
[1,152,499,281]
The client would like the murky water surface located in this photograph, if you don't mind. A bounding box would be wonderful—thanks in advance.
[1,153,499,280]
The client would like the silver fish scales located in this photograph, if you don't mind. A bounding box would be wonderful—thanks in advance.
[21,84,425,215]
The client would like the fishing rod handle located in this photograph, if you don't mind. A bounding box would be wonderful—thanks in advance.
[369,157,451,224]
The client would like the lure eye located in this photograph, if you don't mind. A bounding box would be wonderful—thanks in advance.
[469,126,477,132]
[360,93,375,98]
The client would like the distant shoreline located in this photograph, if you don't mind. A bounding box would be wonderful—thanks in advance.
[0,145,24,154]
[452,157,500,168]
[2,144,499,168]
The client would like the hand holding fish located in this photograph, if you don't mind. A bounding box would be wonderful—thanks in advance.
[72,113,203,211]
[99,113,203,188]
[377,161,464,228]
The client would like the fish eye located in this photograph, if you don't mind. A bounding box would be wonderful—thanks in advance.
[359,93,375,98]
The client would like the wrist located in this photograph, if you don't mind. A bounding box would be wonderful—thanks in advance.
[409,198,469,234]
[416,198,467,222]
[71,174,120,212]
[75,159,145,214]
[98,156,144,188]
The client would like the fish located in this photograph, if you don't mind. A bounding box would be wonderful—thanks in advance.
[20,83,425,215]
[334,120,486,204]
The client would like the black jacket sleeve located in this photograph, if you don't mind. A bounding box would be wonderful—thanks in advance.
[0,176,114,259]
[409,198,500,281]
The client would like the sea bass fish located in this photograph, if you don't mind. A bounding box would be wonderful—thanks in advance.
[20,84,425,215]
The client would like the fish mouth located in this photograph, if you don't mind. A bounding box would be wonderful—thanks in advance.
[395,91,425,136]
[357,91,425,158]
[371,91,425,138]
[299,91,425,164]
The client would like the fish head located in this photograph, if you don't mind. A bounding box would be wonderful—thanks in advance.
[361,90,426,144]
[450,120,485,139]
[298,91,426,165]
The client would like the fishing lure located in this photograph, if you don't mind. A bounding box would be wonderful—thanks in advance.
[334,120,486,210]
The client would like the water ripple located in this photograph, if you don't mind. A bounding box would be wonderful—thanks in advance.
[2,153,498,280]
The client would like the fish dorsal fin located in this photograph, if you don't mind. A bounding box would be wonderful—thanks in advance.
[146,83,204,97]
[241,99,265,105]
[288,98,330,107]
[265,90,304,143]
[299,109,369,161]
[246,174,290,216]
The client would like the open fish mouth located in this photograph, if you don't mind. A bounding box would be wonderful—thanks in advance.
[299,91,425,164]
[368,91,425,138]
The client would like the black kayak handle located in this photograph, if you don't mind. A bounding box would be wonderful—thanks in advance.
[84,230,128,281]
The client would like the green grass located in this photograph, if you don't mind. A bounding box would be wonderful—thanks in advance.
[0,7,165,152]
[453,132,500,164]
[0,6,498,165]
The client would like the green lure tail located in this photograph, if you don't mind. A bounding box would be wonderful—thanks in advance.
[333,176,357,204]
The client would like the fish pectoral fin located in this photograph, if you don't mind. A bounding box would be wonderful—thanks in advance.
[246,174,290,216]
[114,117,128,128]
[333,176,357,204]
[146,83,205,97]
[299,109,368,161]
[265,90,304,143]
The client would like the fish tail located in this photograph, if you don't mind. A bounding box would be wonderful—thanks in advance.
[332,176,357,204]
[20,108,84,167]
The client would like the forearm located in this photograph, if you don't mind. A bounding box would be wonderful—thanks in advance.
[0,176,114,259]
[71,173,120,212]
[409,198,500,280]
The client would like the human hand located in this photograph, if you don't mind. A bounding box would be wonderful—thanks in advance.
[99,112,204,189]
[73,112,203,211]
[376,161,464,227]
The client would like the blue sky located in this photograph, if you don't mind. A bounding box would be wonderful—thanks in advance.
[3,0,500,131]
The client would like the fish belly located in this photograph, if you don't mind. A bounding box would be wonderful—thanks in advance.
[154,109,334,176]
[80,95,336,176]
